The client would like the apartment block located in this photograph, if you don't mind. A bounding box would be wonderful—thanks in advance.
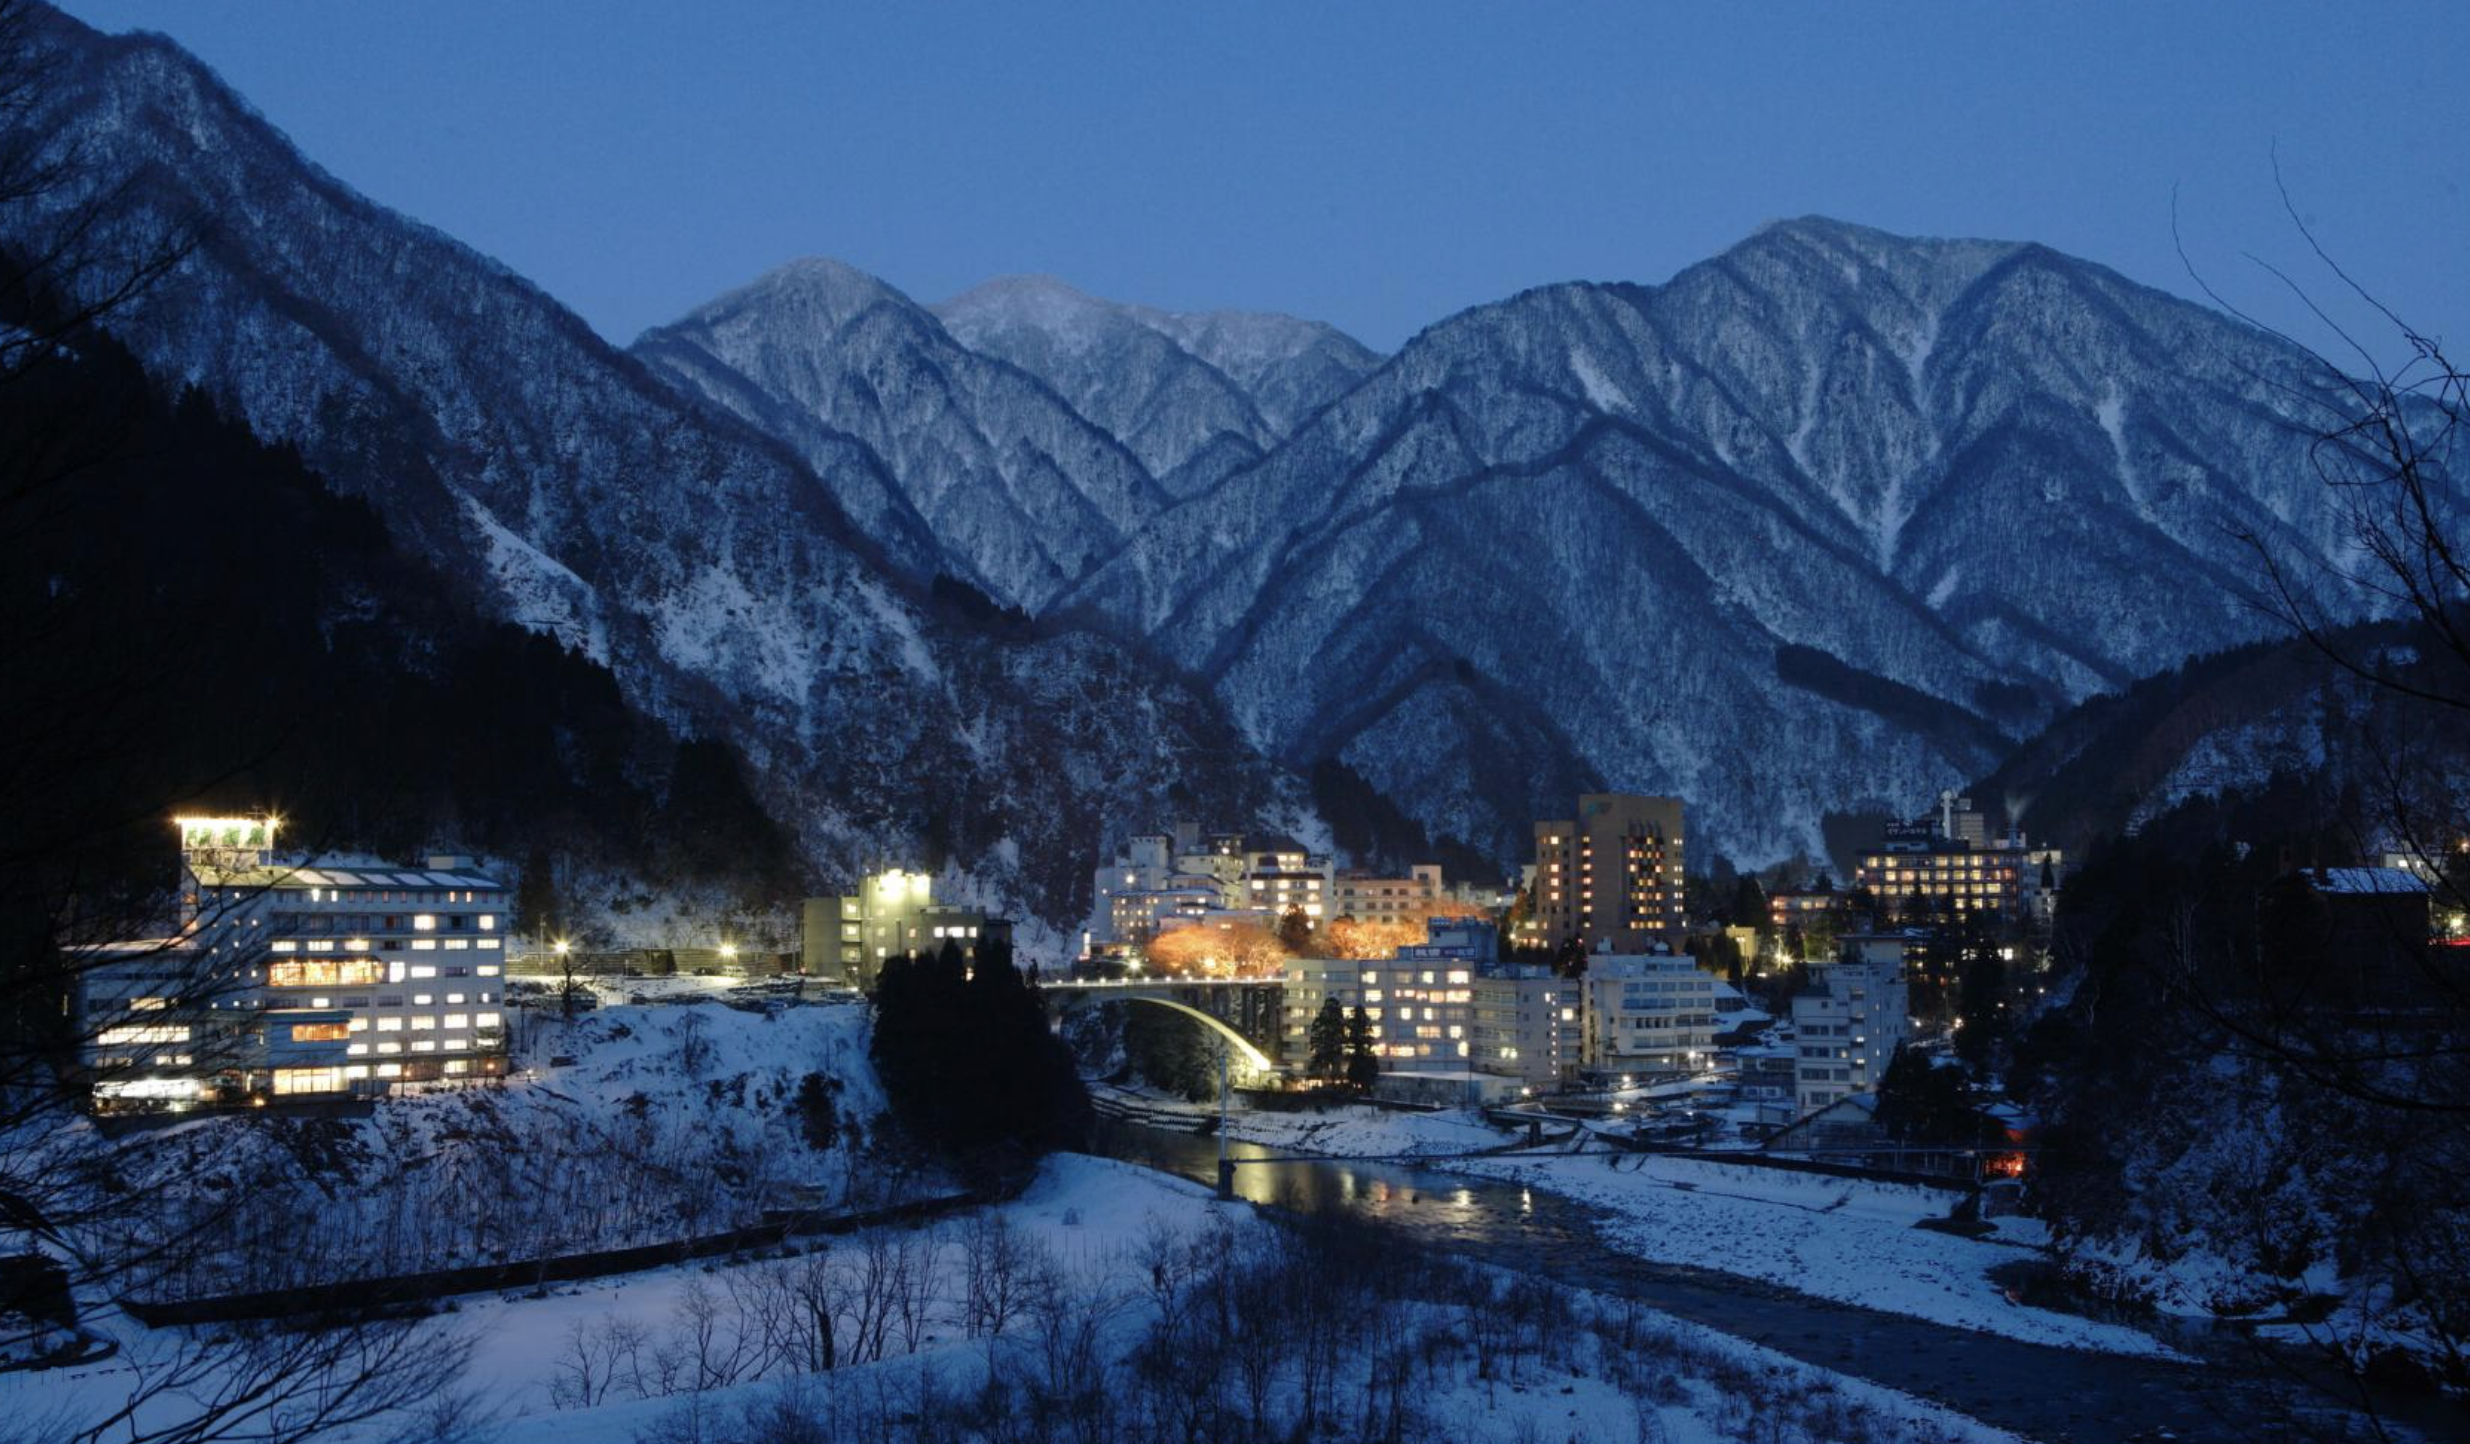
[1532,794,1686,954]
[1331,865,1443,923]
[1579,952,1717,1073]
[1790,952,1910,1113]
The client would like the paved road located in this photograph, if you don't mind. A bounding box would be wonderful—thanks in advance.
[1088,1117,2448,1444]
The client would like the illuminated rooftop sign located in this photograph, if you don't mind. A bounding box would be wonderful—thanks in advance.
[175,815,279,859]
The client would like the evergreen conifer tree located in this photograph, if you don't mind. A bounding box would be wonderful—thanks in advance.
[1344,1004,1380,1090]
[1307,996,1348,1080]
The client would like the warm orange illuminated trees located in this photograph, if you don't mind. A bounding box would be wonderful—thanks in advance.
[1321,899,1489,960]
[1320,917,1423,960]
[1145,921,1289,978]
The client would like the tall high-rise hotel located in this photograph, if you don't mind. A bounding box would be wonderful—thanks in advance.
[1531,794,1686,954]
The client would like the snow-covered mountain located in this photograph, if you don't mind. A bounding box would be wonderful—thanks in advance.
[933,274,1381,495]
[634,261,1168,612]
[1062,219,2402,863]
[14,0,2438,889]
[4,6,1288,932]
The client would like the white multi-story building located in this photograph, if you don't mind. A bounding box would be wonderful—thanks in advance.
[1790,951,1910,1113]
[1580,953,1717,1073]
[1280,954,1475,1070]
[1469,965,1580,1087]
[817,869,1006,986]
[1089,825,1334,947]
[1242,844,1331,922]
[81,817,512,1106]
[201,841,512,1096]
[1331,865,1442,924]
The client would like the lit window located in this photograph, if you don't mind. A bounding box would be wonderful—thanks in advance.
[411,965,437,979]
[375,1017,404,1032]
[413,915,437,931]
[411,1016,437,1031]
[97,1025,189,1046]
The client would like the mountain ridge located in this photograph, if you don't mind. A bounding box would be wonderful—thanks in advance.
[6,2,1297,939]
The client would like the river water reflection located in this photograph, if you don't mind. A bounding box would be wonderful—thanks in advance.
[1080,1113,2436,1444]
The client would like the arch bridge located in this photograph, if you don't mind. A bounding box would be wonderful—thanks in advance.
[1041,976,1285,1074]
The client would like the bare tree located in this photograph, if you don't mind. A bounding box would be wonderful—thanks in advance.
[2159,176,2470,1412]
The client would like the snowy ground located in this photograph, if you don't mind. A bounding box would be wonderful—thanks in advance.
[1455,1150,2183,1359]
[1124,1092,2183,1360]
[1215,1099,1516,1156]
[33,1003,894,1305]
[9,1154,2021,1444]
[483,1156,2018,1444]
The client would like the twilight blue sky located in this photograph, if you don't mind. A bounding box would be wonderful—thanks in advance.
[60,0,2470,359]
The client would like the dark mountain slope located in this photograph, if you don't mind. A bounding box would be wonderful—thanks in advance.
[1,7,1291,936]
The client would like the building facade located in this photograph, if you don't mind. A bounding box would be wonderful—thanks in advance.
[1579,953,1717,1073]
[1855,793,2061,929]
[82,817,515,1108]
[1469,966,1581,1087]
[1089,825,1336,949]
[817,869,1005,987]
[1332,865,1443,924]
[1789,951,1910,1113]
[1532,794,1686,955]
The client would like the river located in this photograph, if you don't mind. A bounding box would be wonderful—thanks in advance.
[1085,1115,2448,1444]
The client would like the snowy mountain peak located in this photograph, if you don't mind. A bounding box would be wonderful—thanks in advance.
[934,273,1119,350]
[932,274,1383,478]
[636,257,1168,612]
[651,255,918,342]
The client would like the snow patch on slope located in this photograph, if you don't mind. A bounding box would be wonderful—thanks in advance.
[457,491,609,663]
[1569,347,1631,413]
[2097,383,2144,509]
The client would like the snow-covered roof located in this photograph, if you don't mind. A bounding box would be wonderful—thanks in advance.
[2302,867,2431,896]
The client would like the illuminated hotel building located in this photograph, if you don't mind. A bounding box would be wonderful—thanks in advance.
[81,816,512,1107]
[1854,793,2061,926]
[1531,794,1686,954]
[819,869,1005,988]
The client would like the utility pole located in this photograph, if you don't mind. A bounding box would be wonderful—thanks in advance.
[1215,1040,1235,1200]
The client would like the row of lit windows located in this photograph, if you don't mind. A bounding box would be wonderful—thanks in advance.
[292,1011,501,1042]
[271,1058,482,1093]
[294,990,496,1009]
[293,889,497,906]
[271,937,502,953]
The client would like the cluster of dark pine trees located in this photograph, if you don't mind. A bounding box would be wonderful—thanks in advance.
[1304,996,1380,1089]
[868,939,1090,1182]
